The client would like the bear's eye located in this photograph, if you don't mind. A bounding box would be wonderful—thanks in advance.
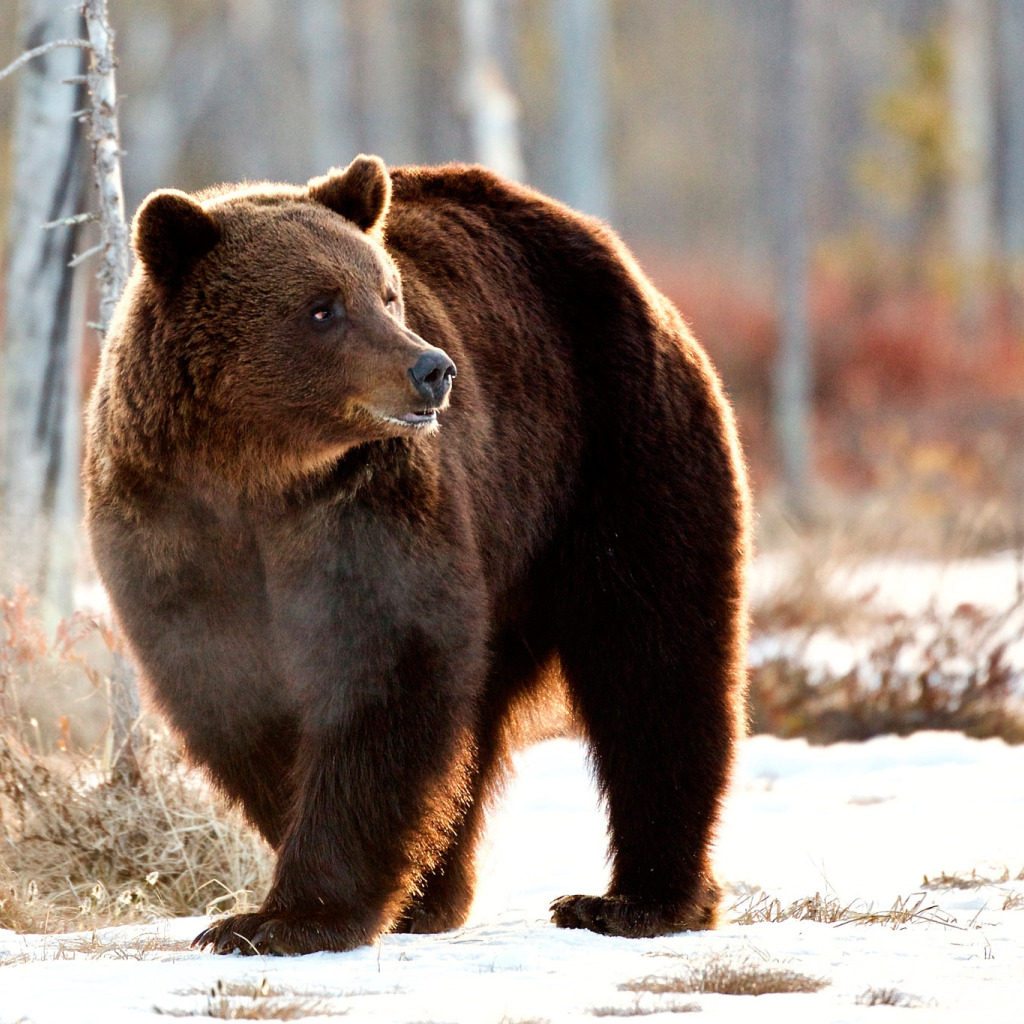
[309,300,345,325]
[384,289,399,312]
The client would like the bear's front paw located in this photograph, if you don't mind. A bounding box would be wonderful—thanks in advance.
[192,912,368,956]
[550,892,718,938]
[389,898,469,935]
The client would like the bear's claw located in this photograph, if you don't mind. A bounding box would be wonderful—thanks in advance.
[192,912,364,956]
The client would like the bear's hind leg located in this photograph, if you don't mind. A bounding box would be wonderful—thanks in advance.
[551,511,747,937]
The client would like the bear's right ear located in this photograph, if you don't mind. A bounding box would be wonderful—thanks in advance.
[307,155,391,235]
[132,189,221,293]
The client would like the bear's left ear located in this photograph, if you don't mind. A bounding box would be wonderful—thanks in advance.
[308,154,391,235]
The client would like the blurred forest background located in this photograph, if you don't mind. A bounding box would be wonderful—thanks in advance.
[2,0,1024,618]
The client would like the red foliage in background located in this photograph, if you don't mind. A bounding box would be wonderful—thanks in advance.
[646,256,1024,539]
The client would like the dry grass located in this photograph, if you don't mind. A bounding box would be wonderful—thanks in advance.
[920,865,1024,912]
[155,978,338,1019]
[618,953,828,997]
[922,866,1024,890]
[0,589,272,934]
[3,932,195,963]
[0,728,272,933]
[0,588,112,753]
[731,890,960,930]
[590,1000,701,1017]
[856,987,926,1008]
[749,546,1024,745]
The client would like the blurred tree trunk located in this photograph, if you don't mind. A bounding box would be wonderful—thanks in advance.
[551,0,611,219]
[774,0,813,520]
[948,0,995,333]
[0,0,87,620]
[998,0,1024,268]
[296,0,356,172]
[349,0,418,165]
[459,0,524,180]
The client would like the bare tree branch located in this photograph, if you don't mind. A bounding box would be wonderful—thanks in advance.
[68,242,104,267]
[44,211,99,229]
[0,38,91,83]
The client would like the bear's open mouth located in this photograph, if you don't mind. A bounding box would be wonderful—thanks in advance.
[371,408,439,428]
[399,410,438,425]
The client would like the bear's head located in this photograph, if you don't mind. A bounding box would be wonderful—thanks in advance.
[105,155,455,495]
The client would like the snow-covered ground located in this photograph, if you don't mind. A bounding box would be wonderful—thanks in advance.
[2,731,1023,1023]
[750,550,1024,618]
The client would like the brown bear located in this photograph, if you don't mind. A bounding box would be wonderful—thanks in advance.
[84,155,750,956]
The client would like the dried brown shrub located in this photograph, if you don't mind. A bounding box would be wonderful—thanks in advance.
[619,954,828,997]
[749,549,1024,745]
[0,729,271,933]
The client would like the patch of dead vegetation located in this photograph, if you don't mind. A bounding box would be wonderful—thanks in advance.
[749,548,1024,745]
[0,729,272,933]
[856,986,928,1008]
[0,588,272,935]
[154,976,338,1019]
[619,952,828,997]
[0,931,193,965]
[921,865,1024,890]
[731,890,960,929]
[590,1000,701,1016]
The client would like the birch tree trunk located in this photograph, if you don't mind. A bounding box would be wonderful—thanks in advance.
[774,0,813,520]
[82,0,139,785]
[551,0,611,219]
[295,0,356,173]
[82,0,129,333]
[1,0,140,781]
[459,0,525,181]
[998,0,1024,267]
[949,0,995,333]
[0,0,87,620]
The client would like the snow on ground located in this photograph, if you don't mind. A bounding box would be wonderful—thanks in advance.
[2,732,1023,1023]
[750,549,1024,618]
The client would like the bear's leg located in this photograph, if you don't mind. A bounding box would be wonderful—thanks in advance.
[390,638,557,934]
[387,750,495,934]
[189,715,299,849]
[550,510,746,938]
[192,638,481,955]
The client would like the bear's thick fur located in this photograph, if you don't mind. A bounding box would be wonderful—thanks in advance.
[84,155,751,955]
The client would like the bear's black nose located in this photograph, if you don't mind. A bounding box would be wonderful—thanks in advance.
[409,349,457,405]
